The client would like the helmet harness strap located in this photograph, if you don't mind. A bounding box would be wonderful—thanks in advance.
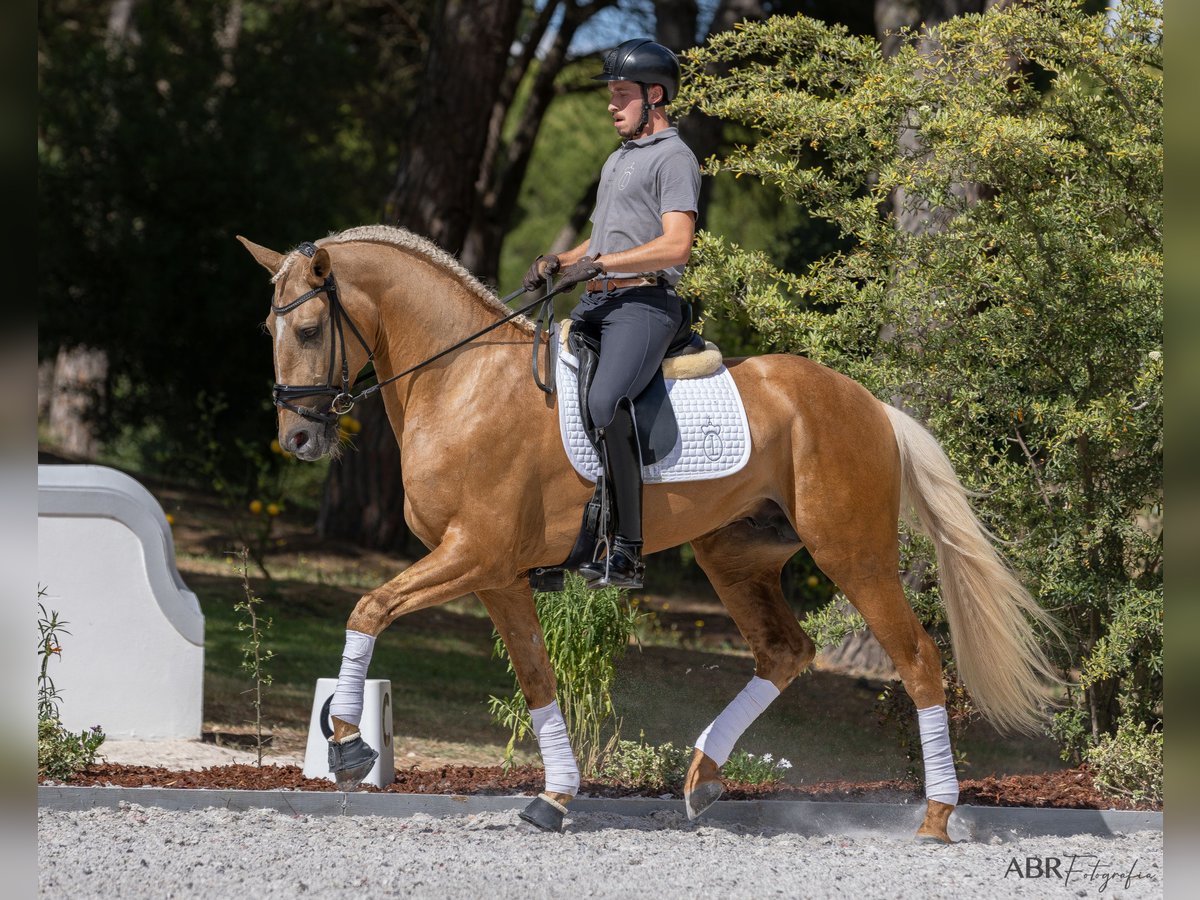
[634,83,668,138]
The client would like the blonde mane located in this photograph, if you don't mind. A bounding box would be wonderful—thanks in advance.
[272,225,535,333]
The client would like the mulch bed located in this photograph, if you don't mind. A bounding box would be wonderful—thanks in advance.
[41,763,1159,812]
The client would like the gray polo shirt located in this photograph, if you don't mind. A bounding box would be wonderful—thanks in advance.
[588,127,701,286]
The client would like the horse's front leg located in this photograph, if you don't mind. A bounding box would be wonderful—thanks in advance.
[477,581,579,833]
[325,533,504,787]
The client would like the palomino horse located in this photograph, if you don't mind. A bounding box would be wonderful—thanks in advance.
[239,225,1058,841]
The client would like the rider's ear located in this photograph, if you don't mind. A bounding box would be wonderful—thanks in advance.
[306,248,332,286]
[236,235,284,275]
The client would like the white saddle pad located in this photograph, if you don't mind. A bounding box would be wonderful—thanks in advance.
[556,349,752,484]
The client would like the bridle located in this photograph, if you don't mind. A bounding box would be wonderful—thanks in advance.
[271,242,373,424]
[271,241,560,425]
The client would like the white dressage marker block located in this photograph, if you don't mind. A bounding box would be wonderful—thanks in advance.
[37,465,204,739]
[303,678,395,788]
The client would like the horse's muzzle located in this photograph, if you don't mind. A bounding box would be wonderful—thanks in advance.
[284,424,329,461]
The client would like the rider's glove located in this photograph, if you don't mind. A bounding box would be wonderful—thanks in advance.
[555,256,605,290]
[523,254,560,292]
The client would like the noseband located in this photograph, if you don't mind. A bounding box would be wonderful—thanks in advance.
[271,241,565,427]
[271,241,375,425]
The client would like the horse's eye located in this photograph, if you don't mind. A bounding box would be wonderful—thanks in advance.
[299,325,320,341]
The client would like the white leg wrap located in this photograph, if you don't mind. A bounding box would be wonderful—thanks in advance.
[917,705,960,806]
[329,630,376,727]
[694,675,781,767]
[529,700,580,796]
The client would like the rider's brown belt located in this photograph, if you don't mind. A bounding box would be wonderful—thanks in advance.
[585,276,659,293]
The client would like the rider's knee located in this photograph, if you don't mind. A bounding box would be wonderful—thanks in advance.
[588,391,627,430]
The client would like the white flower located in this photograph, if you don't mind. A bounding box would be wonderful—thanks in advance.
[760,753,773,763]
[778,758,793,770]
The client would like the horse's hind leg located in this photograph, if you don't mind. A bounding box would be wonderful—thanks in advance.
[812,551,958,844]
[685,515,814,820]
[477,580,579,833]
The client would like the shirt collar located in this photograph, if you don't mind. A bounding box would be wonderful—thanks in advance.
[624,126,678,148]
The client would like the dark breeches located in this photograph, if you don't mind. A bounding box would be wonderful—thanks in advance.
[570,288,683,428]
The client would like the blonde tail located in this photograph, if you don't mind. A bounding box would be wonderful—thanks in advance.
[881,403,1061,733]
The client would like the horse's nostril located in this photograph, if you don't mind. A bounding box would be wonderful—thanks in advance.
[292,430,310,449]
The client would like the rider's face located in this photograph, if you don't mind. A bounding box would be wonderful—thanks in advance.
[607,80,662,139]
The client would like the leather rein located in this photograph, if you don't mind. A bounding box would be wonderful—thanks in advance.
[271,241,560,425]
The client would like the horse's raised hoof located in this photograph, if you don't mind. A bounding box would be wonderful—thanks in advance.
[518,793,567,833]
[684,780,724,821]
[328,734,379,791]
[914,799,955,844]
[683,748,723,821]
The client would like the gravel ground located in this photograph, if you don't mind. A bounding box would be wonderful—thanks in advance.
[39,803,1163,899]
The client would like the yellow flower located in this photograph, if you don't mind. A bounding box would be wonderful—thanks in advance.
[266,503,281,517]
[806,575,819,588]
[270,438,283,455]
[694,620,705,629]
[249,500,264,515]
[165,513,175,526]
[339,414,362,434]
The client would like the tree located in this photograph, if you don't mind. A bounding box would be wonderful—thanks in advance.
[824,0,996,680]
[322,0,782,549]
[677,0,1162,769]
[39,0,427,468]
[322,0,526,549]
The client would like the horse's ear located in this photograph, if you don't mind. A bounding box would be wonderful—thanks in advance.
[306,247,332,286]
[236,235,284,275]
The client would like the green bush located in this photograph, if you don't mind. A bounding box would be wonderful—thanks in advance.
[38,719,106,782]
[489,573,646,776]
[233,548,274,766]
[678,0,1162,773]
[37,598,105,781]
[721,750,793,786]
[601,734,690,791]
[1086,718,1162,805]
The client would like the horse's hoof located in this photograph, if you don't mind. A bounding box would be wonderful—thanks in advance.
[914,832,954,845]
[684,780,724,821]
[328,734,379,791]
[518,794,567,833]
[914,799,955,844]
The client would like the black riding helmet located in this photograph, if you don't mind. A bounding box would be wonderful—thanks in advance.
[593,38,680,103]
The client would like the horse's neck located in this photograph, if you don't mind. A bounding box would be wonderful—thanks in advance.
[367,251,533,432]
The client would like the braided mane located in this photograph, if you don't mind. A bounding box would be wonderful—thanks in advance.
[272,225,535,333]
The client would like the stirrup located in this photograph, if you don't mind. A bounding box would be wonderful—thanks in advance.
[580,538,644,589]
[578,535,611,584]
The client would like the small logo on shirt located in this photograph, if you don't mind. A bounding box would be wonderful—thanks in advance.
[618,162,636,190]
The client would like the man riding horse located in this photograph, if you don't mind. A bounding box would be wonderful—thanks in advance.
[524,38,701,590]
[241,36,1061,843]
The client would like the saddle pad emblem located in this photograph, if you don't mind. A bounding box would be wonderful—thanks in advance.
[556,351,752,484]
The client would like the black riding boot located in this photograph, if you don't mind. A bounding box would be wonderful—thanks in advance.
[579,404,645,589]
